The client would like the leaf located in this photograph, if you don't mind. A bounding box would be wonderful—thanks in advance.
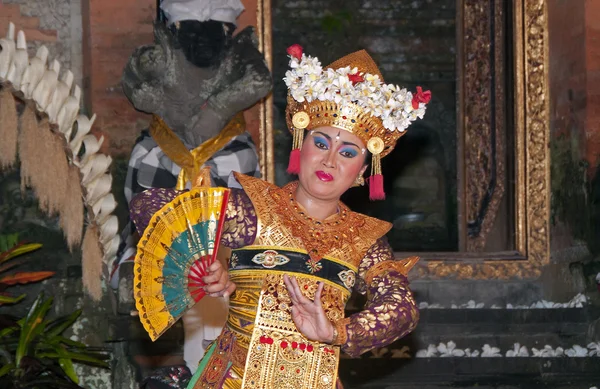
[0,242,42,263]
[0,271,55,285]
[45,310,81,339]
[0,257,26,274]
[41,335,87,349]
[63,350,109,367]
[16,295,53,365]
[0,361,14,378]
[0,323,19,339]
[54,344,79,384]
[0,233,19,253]
[0,293,25,304]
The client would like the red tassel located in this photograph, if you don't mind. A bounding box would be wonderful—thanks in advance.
[368,174,385,200]
[287,149,301,174]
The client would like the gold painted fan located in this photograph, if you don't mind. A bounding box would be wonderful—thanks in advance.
[134,187,230,341]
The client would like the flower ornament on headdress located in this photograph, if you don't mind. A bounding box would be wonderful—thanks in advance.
[284,45,431,200]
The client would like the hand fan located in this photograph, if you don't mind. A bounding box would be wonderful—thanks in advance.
[134,187,230,341]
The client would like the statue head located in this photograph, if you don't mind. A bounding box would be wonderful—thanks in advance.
[122,0,272,145]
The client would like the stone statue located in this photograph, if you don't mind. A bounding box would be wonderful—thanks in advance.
[112,1,272,384]
[122,20,272,147]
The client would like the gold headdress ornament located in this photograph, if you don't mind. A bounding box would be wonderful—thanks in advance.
[284,44,431,200]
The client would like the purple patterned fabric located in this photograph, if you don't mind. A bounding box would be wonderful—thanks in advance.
[129,187,258,250]
[129,187,181,236]
[339,236,420,357]
[342,270,418,357]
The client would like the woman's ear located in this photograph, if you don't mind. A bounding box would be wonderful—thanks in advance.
[359,164,368,177]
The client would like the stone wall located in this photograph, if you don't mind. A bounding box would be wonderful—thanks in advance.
[0,0,84,91]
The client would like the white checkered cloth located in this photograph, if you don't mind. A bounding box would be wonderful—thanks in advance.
[110,130,261,288]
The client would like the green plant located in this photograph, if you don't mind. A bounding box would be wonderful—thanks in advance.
[0,233,53,304]
[0,294,109,388]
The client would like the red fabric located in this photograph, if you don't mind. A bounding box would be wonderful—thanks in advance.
[368,174,385,200]
[286,149,301,174]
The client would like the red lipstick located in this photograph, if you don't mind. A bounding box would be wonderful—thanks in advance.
[316,171,333,182]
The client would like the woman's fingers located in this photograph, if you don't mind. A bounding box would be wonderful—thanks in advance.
[283,274,299,302]
[284,274,323,308]
[224,280,236,298]
[202,261,223,285]
[314,281,324,303]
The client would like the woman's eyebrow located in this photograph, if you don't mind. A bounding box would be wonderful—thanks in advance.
[341,141,360,148]
[313,131,332,141]
[314,131,359,148]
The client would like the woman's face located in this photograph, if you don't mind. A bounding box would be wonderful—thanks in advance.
[297,126,367,202]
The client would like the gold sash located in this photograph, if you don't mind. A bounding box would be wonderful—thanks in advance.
[149,113,246,189]
[241,272,345,389]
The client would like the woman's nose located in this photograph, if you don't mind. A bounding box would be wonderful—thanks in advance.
[321,149,336,168]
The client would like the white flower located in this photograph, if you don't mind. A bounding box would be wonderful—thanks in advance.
[565,344,588,357]
[532,345,560,357]
[481,344,502,357]
[284,52,428,133]
[506,343,529,357]
[437,341,464,357]
[587,342,600,357]
[464,348,479,357]
[416,344,438,358]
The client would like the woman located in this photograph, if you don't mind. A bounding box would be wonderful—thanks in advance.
[131,46,429,389]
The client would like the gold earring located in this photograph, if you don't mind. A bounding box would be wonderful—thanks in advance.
[354,175,365,187]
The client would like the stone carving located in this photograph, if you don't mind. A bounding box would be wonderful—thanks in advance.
[122,21,272,146]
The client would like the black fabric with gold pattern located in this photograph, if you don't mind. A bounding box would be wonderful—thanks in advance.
[230,246,357,291]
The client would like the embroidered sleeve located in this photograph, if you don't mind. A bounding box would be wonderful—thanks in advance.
[337,237,419,357]
[221,188,258,249]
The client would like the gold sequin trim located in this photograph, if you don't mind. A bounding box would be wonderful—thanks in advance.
[364,256,420,285]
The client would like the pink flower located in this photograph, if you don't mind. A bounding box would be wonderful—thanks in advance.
[412,86,431,109]
[287,44,303,60]
[348,73,364,85]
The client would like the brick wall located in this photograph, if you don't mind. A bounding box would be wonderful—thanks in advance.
[82,0,155,156]
[548,0,587,156]
[585,0,600,169]
[549,0,600,170]
[548,0,600,259]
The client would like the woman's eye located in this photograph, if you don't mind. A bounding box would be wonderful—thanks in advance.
[340,149,358,158]
[313,137,329,150]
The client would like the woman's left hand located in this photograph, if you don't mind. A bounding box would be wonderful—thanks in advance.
[283,274,334,343]
[202,260,236,298]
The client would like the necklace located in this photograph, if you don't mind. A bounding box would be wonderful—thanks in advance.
[270,182,363,262]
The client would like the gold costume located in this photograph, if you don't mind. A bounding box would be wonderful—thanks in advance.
[187,174,417,389]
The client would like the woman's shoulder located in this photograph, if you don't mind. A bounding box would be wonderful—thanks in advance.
[343,206,393,245]
[231,172,277,193]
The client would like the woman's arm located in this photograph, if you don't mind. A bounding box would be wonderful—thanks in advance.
[332,237,419,357]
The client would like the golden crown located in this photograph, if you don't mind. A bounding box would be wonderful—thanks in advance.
[284,46,430,158]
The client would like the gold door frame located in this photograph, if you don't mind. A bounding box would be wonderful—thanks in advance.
[255,0,550,280]
[256,0,274,184]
